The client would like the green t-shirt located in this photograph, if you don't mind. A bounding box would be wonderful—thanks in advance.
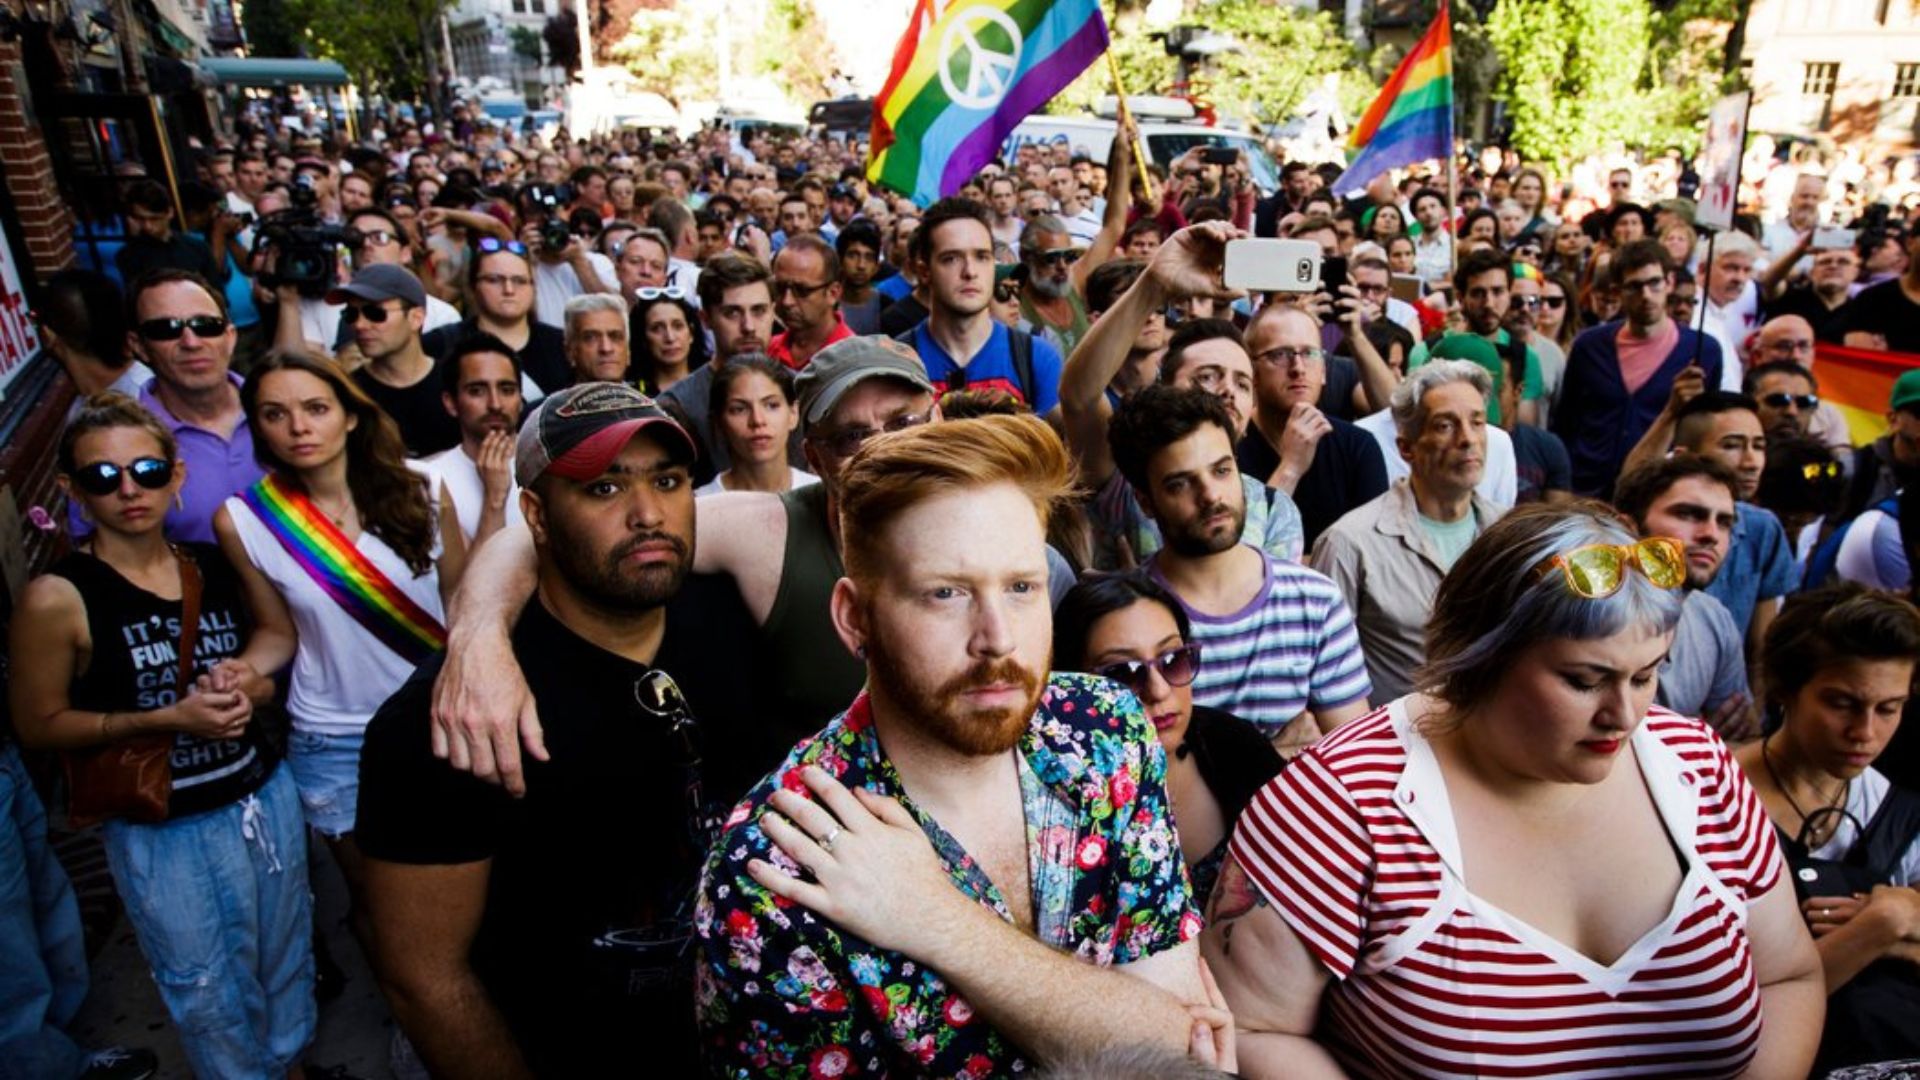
[1419,511,1480,571]
[1407,329,1541,426]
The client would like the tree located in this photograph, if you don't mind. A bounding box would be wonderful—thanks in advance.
[242,0,303,58]
[1487,0,1653,166]
[278,0,456,102]
[510,25,545,66]
[544,9,580,76]
[607,6,719,106]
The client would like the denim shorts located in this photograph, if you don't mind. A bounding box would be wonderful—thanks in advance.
[102,765,315,1078]
[286,728,367,838]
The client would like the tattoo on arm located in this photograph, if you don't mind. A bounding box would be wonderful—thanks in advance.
[1207,857,1269,957]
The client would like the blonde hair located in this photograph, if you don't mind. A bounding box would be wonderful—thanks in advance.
[837,414,1075,585]
[60,392,176,473]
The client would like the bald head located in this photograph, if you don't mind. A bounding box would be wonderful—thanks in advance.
[1755,315,1816,365]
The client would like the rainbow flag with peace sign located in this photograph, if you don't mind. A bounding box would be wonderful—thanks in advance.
[868,0,1109,206]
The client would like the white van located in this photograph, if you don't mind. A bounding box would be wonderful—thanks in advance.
[1003,97,1281,192]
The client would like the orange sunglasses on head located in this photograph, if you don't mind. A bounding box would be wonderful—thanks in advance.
[1537,537,1686,598]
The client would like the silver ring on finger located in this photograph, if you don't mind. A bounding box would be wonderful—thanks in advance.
[820,825,842,853]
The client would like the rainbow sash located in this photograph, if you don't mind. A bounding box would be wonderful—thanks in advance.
[240,474,446,664]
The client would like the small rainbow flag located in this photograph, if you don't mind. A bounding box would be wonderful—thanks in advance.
[1814,342,1920,443]
[1331,0,1453,197]
[868,0,1109,206]
[239,475,446,665]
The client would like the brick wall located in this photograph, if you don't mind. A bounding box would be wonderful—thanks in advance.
[0,35,75,277]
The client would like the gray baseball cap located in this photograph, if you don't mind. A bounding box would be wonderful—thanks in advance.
[326,263,427,308]
[794,336,937,429]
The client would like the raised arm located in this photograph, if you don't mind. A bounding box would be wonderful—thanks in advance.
[1069,120,1136,298]
[1334,285,1398,414]
[430,522,544,795]
[1618,362,1705,485]
[365,857,533,1079]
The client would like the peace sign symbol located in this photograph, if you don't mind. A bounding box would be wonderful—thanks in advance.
[939,6,1025,110]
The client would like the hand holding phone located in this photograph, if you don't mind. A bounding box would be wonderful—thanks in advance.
[1223,238,1322,293]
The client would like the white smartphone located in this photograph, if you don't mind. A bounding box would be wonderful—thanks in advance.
[1224,238,1323,293]
[1813,227,1857,250]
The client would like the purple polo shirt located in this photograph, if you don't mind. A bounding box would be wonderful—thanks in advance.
[69,374,262,545]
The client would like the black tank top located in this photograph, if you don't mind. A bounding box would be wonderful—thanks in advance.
[49,543,276,819]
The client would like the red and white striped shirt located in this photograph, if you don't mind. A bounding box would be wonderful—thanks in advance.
[1231,700,1783,1079]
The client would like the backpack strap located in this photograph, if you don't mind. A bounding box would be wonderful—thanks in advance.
[1008,328,1035,406]
[1854,784,1920,883]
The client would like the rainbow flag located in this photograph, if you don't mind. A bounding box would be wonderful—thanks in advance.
[868,0,1109,206]
[1331,0,1453,197]
[239,475,446,665]
[1815,342,1920,443]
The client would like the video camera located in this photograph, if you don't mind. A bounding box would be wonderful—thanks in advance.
[253,173,356,297]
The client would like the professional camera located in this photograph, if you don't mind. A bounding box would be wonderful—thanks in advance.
[519,183,573,254]
[254,174,355,296]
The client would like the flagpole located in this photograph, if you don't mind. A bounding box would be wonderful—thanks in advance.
[1106,47,1156,205]
[1443,0,1457,281]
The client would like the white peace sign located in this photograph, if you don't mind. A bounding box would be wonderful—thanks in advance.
[938,6,1025,111]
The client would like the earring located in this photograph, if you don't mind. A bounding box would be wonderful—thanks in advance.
[855,644,867,659]
[174,491,185,512]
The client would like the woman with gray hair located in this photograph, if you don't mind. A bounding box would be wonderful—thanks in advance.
[1208,501,1825,1078]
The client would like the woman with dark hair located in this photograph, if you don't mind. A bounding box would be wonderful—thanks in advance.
[1513,167,1553,238]
[1053,571,1280,906]
[1736,584,1920,1073]
[34,270,148,414]
[1457,206,1499,253]
[696,356,817,495]
[629,289,707,394]
[1537,270,1578,354]
[1364,203,1406,247]
[12,394,312,1077]
[214,349,447,933]
[1204,502,1823,1078]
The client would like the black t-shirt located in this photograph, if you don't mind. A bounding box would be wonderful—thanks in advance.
[422,319,573,397]
[116,234,223,287]
[1511,424,1573,505]
[50,544,277,819]
[1836,279,1920,353]
[879,295,929,337]
[1766,285,1852,344]
[1315,354,1361,422]
[356,574,776,1074]
[353,364,461,456]
[1237,415,1388,551]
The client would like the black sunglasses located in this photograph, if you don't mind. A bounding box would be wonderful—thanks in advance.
[340,302,397,325]
[1762,392,1818,410]
[1095,644,1203,696]
[1031,248,1075,267]
[137,315,229,341]
[1541,296,1568,309]
[71,457,173,496]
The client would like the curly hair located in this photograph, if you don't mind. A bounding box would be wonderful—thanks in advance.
[242,349,437,576]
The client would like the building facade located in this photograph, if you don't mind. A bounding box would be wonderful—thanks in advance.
[1743,0,1920,157]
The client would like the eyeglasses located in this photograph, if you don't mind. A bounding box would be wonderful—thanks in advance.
[809,411,931,457]
[70,457,174,496]
[1541,296,1568,310]
[1030,248,1075,267]
[476,273,531,289]
[1095,644,1202,696]
[771,280,832,300]
[993,282,1018,303]
[1801,460,1843,481]
[352,229,399,249]
[137,315,229,341]
[1513,295,1543,310]
[1762,392,1819,410]
[340,302,398,324]
[635,286,687,302]
[1618,275,1667,294]
[475,237,530,257]
[1253,346,1324,366]
[1537,537,1686,598]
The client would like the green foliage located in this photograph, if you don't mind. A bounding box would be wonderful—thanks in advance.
[760,0,837,106]
[509,25,544,66]
[607,7,719,105]
[279,0,454,99]
[1049,0,1371,126]
[241,0,302,59]
[1488,0,1731,165]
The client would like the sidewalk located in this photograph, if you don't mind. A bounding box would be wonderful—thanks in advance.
[66,840,398,1079]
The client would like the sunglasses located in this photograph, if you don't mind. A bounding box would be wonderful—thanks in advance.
[1095,644,1202,696]
[1513,295,1543,310]
[1032,248,1075,267]
[1541,296,1568,309]
[475,237,530,256]
[70,457,174,496]
[340,302,398,324]
[137,315,229,341]
[1538,537,1686,598]
[635,286,687,302]
[1802,461,1843,481]
[809,411,931,458]
[771,280,832,300]
[1762,392,1818,410]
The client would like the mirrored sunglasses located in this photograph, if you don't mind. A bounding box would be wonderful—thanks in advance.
[71,457,173,496]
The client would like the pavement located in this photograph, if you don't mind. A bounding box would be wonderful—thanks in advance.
[65,838,399,1079]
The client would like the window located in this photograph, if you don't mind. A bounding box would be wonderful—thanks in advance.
[530,0,544,11]
[510,0,524,11]
[1802,62,1839,97]
[1895,62,1920,98]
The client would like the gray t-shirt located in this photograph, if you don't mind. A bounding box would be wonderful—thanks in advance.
[661,364,727,475]
[1655,590,1748,731]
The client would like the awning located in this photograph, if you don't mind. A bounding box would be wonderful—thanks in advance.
[480,98,527,120]
[200,57,351,88]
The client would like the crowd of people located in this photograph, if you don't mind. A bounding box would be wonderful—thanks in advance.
[4,96,1920,1079]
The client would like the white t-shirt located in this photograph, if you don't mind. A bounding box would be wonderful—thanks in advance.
[533,252,619,329]
[695,468,820,497]
[1693,281,1761,390]
[1355,408,1519,510]
[1834,507,1908,590]
[223,483,444,735]
[419,445,525,540]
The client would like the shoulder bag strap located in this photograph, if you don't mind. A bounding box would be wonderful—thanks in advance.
[173,546,203,693]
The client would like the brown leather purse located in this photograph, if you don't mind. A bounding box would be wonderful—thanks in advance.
[63,547,202,827]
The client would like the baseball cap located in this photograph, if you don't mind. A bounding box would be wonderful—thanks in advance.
[515,382,700,488]
[1892,369,1920,413]
[327,264,426,308]
[794,336,938,429]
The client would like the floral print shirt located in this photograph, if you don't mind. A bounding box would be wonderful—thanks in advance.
[694,672,1201,1078]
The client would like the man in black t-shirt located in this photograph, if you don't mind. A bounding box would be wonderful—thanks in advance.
[1840,230,1920,354]
[338,265,461,454]
[357,383,712,1075]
